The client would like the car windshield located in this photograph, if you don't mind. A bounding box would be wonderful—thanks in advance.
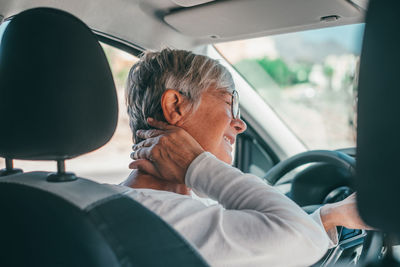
[215,24,365,150]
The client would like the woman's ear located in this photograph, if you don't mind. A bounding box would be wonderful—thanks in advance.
[161,89,190,125]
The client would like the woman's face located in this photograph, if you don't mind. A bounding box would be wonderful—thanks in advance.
[180,88,247,164]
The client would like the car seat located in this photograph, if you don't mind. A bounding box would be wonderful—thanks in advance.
[0,7,209,267]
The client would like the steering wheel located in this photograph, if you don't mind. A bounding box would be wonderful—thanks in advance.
[263,150,384,265]
[264,150,355,186]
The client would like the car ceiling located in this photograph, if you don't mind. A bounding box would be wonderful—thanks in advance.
[0,0,367,51]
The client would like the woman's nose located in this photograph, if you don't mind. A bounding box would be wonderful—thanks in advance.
[231,117,247,134]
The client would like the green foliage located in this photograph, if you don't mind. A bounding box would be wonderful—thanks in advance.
[291,62,312,83]
[234,59,280,90]
[256,57,291,86]
[323,65,334,78]
[236,57,312,88]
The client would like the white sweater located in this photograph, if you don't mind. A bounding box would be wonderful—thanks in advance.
[121,152,336,267]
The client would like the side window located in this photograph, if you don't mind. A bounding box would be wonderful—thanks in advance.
[248,139,274,177]
[235,123,277,182]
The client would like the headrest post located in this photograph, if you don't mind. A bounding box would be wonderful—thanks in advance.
[46,160,77,182]
[5,158,13,170]
[0,158,23,177]
[57,160,66,174]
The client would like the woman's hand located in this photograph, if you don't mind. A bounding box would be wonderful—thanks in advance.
[129,118,204,184]
[320,193,374,231]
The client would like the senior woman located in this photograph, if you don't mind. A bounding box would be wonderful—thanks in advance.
[121,48,368,267]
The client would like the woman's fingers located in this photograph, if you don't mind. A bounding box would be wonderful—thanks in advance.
[146,117,172,130]
[136,129,164,139]
[133,136,158,151]
[129,159,161,178]
[130,145,154,160]
[135,118,175,140]
[136,118,188,141]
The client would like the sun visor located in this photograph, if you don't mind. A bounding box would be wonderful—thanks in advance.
[164,0,364,40]
[171,0,215,8]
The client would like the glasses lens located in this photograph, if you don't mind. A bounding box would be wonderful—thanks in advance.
[232,90,240,119]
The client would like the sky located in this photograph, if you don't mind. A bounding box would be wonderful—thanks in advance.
[298,23,365,55]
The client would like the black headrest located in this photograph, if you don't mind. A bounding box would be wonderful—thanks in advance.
[356,0,400,236]
[0,8,118,160]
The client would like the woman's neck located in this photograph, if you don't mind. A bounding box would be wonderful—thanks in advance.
[122,170,191,196]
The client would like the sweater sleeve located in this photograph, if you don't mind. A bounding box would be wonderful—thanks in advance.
[183,152,330,267]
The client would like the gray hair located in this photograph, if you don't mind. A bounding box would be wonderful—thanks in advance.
[126,48,234,143]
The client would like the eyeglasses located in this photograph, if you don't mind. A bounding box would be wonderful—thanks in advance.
[231,90,240,119]
[178,89,240,119]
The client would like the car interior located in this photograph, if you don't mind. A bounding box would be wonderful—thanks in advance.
[0,0,399,266]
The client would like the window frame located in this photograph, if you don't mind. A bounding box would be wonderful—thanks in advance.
[234,119,279,180]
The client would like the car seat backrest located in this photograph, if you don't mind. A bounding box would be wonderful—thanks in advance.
[0,8,209,267]
[356,0,400,237]
[0,172,209,267]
